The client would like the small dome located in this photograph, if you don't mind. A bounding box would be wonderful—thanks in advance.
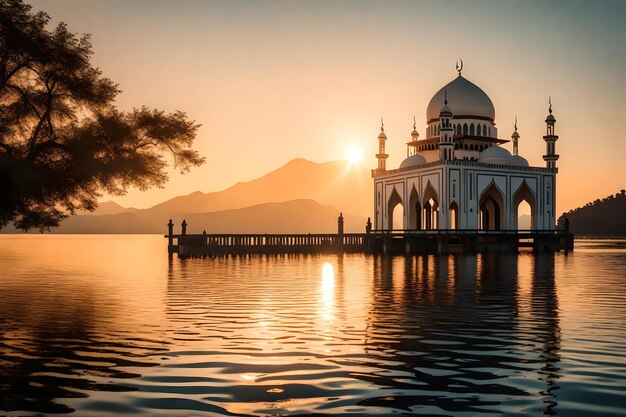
[546,114,556,123]
[440,104,453,115]
[427,75,495,122]
[509,155,529,167]
[511,131,520,139]
[478,145,512,165]
[378,131,387,139]
[400,154,427,169]
[411,116,419,138]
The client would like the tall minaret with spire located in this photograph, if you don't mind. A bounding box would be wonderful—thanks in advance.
[376,119,388,171]
[511,116,520,155]
[439,91,455,161]
[543,98,559,169]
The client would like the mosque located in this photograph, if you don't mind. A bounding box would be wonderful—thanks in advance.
[372,64,560,231]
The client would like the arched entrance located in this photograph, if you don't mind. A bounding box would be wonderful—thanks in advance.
[479,182,505,230]
[422,182,439,230]
[449,201,459,230]
[408,187,422,230]
[513,181,536,230]
[387,188,404,230]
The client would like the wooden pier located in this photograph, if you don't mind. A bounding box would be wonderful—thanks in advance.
[165,220,574,257]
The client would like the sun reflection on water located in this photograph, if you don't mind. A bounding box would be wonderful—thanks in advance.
[320,262,335,321]
[1,237,625,416]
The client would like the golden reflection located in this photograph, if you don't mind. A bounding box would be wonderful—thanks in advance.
[320,262,335,321]
[446,255,456,304]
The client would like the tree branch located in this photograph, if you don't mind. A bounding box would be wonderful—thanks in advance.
[27,79,57,153]
[0,59,33,93]
[6,84,42,119]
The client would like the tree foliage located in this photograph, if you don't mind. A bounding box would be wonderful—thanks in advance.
[0,0,204,230]
[557,190,626,235]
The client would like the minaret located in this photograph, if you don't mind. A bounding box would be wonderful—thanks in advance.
[439,91,455,161]
[406,116,419,157]
[511,116,520,155]
[376,118,388,171]
[543,98,559,169]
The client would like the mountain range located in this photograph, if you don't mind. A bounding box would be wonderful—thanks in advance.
[3,159,372,234]
[3,157,620,235]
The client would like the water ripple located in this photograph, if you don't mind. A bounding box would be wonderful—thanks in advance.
[0,236,625,416]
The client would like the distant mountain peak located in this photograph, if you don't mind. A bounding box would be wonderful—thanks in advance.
[286,157,314,164]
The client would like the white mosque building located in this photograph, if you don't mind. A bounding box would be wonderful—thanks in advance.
[372,65,560,232]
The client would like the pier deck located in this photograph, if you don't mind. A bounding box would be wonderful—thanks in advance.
[165,228,574,257]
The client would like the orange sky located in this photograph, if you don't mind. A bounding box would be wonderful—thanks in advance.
[33,0,626,215]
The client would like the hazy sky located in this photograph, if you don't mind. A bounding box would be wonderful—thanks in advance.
[33,0,626,213]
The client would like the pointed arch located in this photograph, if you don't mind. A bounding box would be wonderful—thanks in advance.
[470,123,475,136]
[408,186,422,230]
[449,201,459,230]
[463,123,468,135]
[513,180,537,230]
[387,187,403,230]
[479,181,505,230]
[422,181,439,230]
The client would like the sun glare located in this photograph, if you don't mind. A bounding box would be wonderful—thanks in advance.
[347,147,363,165]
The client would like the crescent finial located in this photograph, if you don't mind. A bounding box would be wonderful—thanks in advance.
[548,97,552,114]
[456,58,463,76]
[413,116,416,130]
[514,116,517,131]
[381,118,384,132]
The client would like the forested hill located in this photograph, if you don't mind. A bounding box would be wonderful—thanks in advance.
[558,190,626,235]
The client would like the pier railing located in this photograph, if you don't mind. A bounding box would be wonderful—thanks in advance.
[165,221,573,257]
[368,229,564,236]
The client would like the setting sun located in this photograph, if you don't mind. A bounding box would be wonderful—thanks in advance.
[347,147,363,165]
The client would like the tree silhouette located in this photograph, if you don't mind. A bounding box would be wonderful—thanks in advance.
[557,190,626,235]
[0,0,204,230]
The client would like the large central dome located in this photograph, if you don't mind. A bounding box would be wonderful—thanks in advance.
[426,75,495,123]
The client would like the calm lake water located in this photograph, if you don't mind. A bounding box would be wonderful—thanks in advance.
[0,236,625,416]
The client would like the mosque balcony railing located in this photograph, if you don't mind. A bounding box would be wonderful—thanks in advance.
[372,229,566,236]
[372,159,557,178]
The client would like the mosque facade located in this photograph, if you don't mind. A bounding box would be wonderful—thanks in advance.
[372,66,560,231]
